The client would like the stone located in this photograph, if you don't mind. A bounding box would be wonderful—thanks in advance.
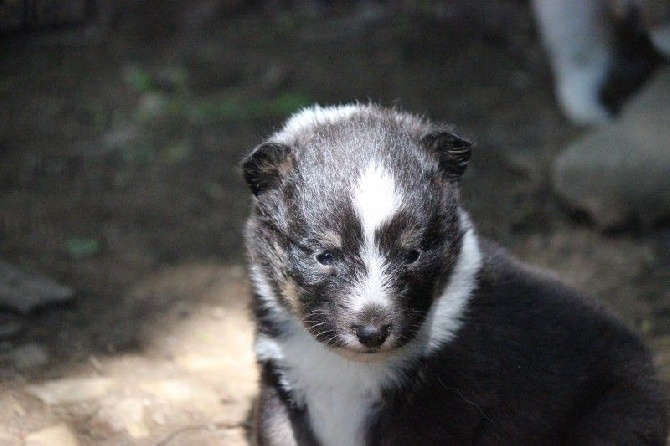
[11,343,49,370]
[26,378,115,405]
[153,426,247,446]
[139,378,227,421]
[91,397,149,438]
[552,67,670,229]
[0,262,74,314]
[0,431,21,446]
[140,378,220,405]
[24,424,78,446]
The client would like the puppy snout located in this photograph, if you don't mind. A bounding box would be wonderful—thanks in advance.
[353,323,392,348]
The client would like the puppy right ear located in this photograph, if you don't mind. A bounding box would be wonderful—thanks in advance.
[241,142,294,196]
[421,130,472,182]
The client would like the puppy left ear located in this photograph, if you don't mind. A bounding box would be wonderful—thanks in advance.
[421,130,473,181]
[241,142,294,196]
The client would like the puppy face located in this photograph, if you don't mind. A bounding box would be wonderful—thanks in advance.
[244,106,470,359]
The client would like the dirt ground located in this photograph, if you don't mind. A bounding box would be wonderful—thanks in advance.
[1,1,669,444]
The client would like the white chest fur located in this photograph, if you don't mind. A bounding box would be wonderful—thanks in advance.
[257,328,405,446]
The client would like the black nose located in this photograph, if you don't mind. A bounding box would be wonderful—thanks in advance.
[354,324,391,348]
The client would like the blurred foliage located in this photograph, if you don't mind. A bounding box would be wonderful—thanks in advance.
[124,65,312,123]
[188,91,312,122]
[124,66,158,93]
[108,62,312,166]
[64,237,100,260]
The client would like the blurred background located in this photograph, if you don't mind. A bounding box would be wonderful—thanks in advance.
[0,1,668,444]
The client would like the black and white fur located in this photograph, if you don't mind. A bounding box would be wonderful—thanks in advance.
[242,104,668,445]
[532,0,670,125]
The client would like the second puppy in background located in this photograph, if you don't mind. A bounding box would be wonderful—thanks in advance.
[533,0,670,125]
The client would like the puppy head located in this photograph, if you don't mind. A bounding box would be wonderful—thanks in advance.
[243,105,472,360]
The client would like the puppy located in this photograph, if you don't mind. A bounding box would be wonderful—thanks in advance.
[242,104,668,445]
[532,0,670,125]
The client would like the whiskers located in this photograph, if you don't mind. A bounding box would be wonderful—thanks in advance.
[300,308,329,324]
[301,309,340,347]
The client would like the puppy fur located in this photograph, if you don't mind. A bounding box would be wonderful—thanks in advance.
[532,0,670,125]
[242,104,668,445]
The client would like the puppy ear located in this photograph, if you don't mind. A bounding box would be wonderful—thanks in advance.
[241,142,294,196]
[421,130,472,181]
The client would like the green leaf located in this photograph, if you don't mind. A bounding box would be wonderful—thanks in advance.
[65,237,100,260]
[124,66,158,93]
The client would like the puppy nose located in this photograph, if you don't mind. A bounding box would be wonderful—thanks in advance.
[354,323,391,348]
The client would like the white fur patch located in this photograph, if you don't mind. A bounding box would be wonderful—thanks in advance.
[349,162,403,312]
[273,104,363,141]
[421,213,482,353]
[353,162,402,236]
[256,327,410,446]
[350,246,389,313]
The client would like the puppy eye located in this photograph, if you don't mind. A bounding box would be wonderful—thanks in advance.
[403,249,420,265]
[316,250,336,266]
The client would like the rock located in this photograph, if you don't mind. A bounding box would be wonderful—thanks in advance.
[24,424,78,446]
[26,378,115,405]
[140,378,221,405]
[135,265,257,422]
[0,431,21,446]
[0,262,74,314]
[11,343,49,370]
[154,425,247,446]
[552,67,670,229]
[91,397,148,438]
[139,378,228,422]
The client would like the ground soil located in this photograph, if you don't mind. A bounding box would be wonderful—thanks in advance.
[1,1,669,444]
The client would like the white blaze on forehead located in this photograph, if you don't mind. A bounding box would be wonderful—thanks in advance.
[351,247,388,312]
[353,162,402,237]
[350,162,403,311]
